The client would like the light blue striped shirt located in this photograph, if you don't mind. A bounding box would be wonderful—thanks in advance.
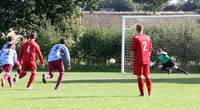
[0,48,17,65]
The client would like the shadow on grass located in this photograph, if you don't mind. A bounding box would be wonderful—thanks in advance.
[15,95,138,100]
[39,77,200,84]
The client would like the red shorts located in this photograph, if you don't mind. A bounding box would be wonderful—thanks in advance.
[48,59,64,73]
[21,62,37,72]
[2,64,13,72]
[133,63,150,76]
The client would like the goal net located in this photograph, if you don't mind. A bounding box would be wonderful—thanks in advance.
[121,15,200,73]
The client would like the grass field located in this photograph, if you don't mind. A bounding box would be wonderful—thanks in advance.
[0,72,200,110]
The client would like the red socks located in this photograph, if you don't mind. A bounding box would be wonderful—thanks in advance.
[3,74,12,87]
[138,77,144,96]
[146,78,152,96]
[19,72,27,79]
[27,72,36,88]
[137,76,152,96]
[55,72,64,90]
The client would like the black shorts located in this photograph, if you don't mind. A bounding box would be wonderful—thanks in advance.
[162,60,175,68]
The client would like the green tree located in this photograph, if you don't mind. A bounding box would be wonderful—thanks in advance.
[100,0,141,11]
[0,0,100,37]
[133,0,170,14]
[0,0,100,58]
[181,0,200,11]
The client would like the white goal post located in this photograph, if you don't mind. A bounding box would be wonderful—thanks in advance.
[121,15,200,73]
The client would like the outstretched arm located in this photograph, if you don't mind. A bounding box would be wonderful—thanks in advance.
[36,45,44,68]
[63,47,71,70]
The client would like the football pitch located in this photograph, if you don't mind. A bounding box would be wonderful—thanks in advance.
[0,72,200,110]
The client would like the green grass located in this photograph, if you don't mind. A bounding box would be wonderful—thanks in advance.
[0,72,200,110]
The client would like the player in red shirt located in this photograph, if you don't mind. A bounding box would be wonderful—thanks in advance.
[131,24,153,96]
[14,33,44,89]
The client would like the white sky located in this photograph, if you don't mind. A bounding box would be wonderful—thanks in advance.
[169,0,188,4]
[170,0,178,4]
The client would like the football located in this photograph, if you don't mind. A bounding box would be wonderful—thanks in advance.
[109,58,116,64]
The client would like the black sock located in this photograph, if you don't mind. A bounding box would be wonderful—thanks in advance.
[161,67,169,72]
[178,68,188,74]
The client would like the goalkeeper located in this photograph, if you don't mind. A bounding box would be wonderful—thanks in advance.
[151,48,189,75]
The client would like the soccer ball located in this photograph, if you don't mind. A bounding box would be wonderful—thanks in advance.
[109,58,116,64]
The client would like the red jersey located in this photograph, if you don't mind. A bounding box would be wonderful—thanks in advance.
[20,39,44,65]
[131,33,152,65]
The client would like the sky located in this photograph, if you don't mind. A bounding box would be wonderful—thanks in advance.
[169,0,188,4]
[170,0,178,4]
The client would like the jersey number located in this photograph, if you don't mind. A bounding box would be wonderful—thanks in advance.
[27,45,31,54]
[143,41,147,51]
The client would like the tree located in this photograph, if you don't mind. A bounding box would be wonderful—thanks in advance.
[181,0,200,11]
[100,0,141,11]
[0,0,101,59]
[133,0,170,14]
[0,0,100,35]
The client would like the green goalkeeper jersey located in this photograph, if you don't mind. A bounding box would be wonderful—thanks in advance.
[155,52,171,64]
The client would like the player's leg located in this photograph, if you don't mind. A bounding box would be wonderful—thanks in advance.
[27,71,36,89]
[1,64,13,87]
[13,61,22,83]
[0,66,3,74]
[143,64,152,96]
[161,66,172,74]
[137,75,144,96]
[26,63,37,89]
[14,63,28,82]
[45,62,54,79]
[54,59,65,90]
[13,70,27,83]
[55,71,64,90]
[14,61,22,75]
[7,76,13,87]
[2,64,13,87]
[134,64,144,96]
[42,62,54,84]
[1,78,5,87]
[162,60,177,74]
[173,65,189,75]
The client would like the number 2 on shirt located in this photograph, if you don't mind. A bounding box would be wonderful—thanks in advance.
[143,41,147,51]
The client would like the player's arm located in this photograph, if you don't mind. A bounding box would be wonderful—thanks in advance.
[62,47,71,70]
[35,44,45,68]
[13,50,20,67]
[63,47,71,70]
[130,51,135,65]
[150,56,160,67]
[13,51,17,63]
[149,38,153,55]
[130,37,137,64]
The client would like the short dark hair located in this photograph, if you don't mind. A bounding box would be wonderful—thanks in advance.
[59,37,66,45]
[29,33,36,39]
[7,42,13,48]
[136,24,143,32]
[7,36,13,42]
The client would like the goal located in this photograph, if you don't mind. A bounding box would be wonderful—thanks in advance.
[121,15,200,73]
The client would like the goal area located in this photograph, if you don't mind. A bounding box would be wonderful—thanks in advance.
[121,15,200,73]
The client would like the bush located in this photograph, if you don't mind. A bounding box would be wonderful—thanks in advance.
[76,28,121,67]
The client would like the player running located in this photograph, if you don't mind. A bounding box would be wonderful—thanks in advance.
[42,38,71,90]
[151,48,189,75]
[0,43,21,87]
[131,24,153,97]
[13,33,44,89]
